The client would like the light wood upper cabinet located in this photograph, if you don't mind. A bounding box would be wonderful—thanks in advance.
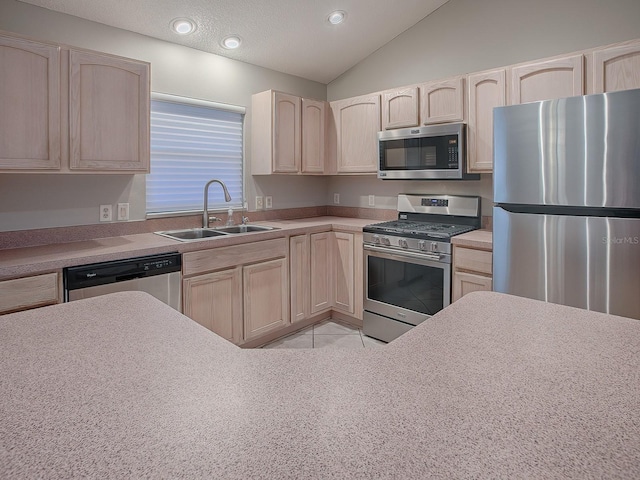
[0,34,60,170]
[419,76,464,124]
[467,69,507,173]
[243,258,289,340]
[510,54,584,104]
[183,267,243,344]
[251,90,326,175]
[301,98,326,173]
[330,94,381,173]
[381,87,419,129]
[69,49,150,172]
[591,40,640,93]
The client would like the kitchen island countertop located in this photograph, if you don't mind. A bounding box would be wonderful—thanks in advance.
[1,290,638,479]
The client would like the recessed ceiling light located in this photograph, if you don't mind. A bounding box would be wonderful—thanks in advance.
[327,10,346,25]
[171,18,196,35]
[221,35,242,49]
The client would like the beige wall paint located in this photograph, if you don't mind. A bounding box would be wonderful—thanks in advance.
[0,0,327,231]
[325,0,640,212]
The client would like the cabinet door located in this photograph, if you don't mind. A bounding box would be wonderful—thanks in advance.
[510,54,584,104]
[243,258,289,340]
[69,49,149,172]
[183,268,243,344]
[310,232,332,314]
[290,235,310,323]
[301,98,325,173]
[419,76,464,124]
[331,94,381,173]
[452,271,492,303]
[467,69,506,173]
[332,232,355,314]
[0,35,60,170]
[272,92,301,173]
[591,41,640,93]
[381,87,419,129]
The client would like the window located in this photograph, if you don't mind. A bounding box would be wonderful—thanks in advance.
[146,93,245,215]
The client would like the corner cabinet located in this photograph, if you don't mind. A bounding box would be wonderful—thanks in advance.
[329,94,381,174]
[68,49,149,172]
[509,54,584,104]
[0,34,61,170]
[590,40,640,93]
[0,31,150,174]
[251,90,326,175]
[466,69,507,173]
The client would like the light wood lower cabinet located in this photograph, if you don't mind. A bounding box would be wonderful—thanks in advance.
[0,272,60,314]
[182,238,288,345]
[289,231,362,323]
[183,267,243,344]
[452,245,493,302]
[243,258,289,340]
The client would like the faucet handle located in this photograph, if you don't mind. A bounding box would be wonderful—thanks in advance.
[208,216,222,227]
[241,216,249,225]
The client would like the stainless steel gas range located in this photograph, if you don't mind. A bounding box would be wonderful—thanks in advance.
[363,194,481,342]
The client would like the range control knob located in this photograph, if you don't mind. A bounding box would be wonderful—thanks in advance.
[382,236,391,246]
[399,239,409,249]
[431,242,439,252]
[372,234,380,244]
[418,240,427,251]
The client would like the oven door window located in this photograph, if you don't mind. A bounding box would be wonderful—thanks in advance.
[367,255,445,315]
[379,135,459,170]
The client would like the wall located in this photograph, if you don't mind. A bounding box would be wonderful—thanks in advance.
[325,0,640,213]
[0,0,328,231]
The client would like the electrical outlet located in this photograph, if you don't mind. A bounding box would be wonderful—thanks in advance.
[333,193,340,204]
[99,204,112,222]
[255,196,264,210]
[265,196,273,209]
[368,195,375,207]
[117,203,130,221]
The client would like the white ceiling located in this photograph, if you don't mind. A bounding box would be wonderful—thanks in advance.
[18,0,450,84]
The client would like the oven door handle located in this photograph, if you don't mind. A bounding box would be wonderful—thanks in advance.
[363,244,444,263]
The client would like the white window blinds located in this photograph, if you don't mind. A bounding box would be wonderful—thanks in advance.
[146,93,245,214]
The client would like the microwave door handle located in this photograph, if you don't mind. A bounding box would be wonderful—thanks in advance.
[363,244,444,263]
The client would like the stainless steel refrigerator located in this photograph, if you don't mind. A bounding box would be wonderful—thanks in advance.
[493,88,640,320]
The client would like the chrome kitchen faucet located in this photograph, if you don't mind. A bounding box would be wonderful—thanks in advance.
[203,179,232,228]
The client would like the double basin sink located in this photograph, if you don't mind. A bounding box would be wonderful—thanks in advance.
[155,225,278,242]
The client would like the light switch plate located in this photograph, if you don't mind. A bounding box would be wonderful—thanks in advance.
[265,196,273,209]
[333,193,340,204]
[100,204,112,222]
[368,195,375,207]
[117,203,130,221]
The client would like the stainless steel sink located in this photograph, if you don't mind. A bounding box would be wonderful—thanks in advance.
[155,228,231,242]
[215,225,277,234]
[155,225,278,242]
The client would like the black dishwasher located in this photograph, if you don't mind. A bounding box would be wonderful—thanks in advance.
[63,253,182,311]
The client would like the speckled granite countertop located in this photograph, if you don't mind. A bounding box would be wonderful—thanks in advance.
[0,217,372,280]
[451,229,493,250]
[1,291,638,479]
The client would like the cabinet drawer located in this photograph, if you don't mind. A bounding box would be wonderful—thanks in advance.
[183,238,287,276]
[454,247,492,275]
[0,272,59,314]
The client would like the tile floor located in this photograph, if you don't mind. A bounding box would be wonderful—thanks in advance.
[261,319,386,349]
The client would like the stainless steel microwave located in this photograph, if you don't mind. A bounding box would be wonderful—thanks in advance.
[377,123,479,180]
